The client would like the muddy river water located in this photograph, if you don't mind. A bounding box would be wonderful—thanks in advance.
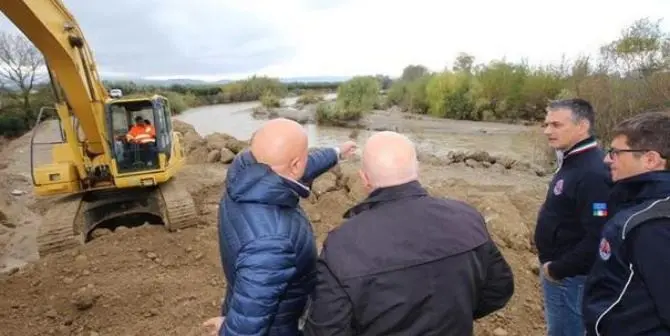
[174,95,547,164]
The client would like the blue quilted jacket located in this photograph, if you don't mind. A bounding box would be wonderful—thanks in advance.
[217,147,339,336]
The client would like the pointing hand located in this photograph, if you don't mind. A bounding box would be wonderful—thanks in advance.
[338,141,358,160]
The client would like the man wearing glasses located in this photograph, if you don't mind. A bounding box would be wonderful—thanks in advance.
[535,98,613,336]
[582,111,670,336]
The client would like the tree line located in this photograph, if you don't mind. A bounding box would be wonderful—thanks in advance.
[320,17,669,141]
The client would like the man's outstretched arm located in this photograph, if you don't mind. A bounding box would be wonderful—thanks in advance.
[301,147,340,186]
[221,236,297,336]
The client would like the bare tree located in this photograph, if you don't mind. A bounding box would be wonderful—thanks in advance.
[600,18,670,77]
[0,31,45,112]
[452,52,475,73]
[401,65,429,82]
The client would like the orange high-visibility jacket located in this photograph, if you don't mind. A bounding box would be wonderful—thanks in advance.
[126,124,156,144]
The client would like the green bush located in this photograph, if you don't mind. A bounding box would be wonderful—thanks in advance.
[334,76,380,120]
[315,100,365,126]
[315,102,337,122]
[0,112,28,138]
[219,75,288,103]
[260,91,281,108]
[160,91,191,115]
[388,75,432,114]
[425,71,477,119]
[296,90,324,105]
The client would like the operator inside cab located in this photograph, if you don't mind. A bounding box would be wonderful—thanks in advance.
[126,116,156,144]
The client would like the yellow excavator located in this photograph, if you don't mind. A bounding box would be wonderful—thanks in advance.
[0,0,198,257]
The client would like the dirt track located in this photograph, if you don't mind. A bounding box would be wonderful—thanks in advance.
[0,118,551,336]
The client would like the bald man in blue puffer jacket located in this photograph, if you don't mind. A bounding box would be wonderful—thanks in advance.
[204,118,356,336]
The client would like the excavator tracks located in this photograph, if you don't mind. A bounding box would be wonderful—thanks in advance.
[158,178,199,231]
[37,196,85,257]
[35,178,197,258]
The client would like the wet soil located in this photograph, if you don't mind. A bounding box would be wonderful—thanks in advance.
[0,112,552,336]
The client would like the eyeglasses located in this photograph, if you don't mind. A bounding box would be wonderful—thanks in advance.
[606,148,667,159]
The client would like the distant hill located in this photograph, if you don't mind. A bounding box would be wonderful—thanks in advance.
[277,76,352,83]
[2,75,356,91]
[101,77,221,86]
[100,76,353,86]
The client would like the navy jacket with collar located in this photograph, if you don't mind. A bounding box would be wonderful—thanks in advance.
[583,171,670,336]
[533,136,613,280]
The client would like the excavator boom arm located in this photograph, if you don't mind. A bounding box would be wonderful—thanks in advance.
[1,0,111,156]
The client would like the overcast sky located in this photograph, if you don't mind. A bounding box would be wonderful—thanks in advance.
[1,0,668,81]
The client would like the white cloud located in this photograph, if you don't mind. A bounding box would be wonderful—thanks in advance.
[255,0,670,78]
[1,0,669,80]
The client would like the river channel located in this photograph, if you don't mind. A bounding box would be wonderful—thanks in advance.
[174,95,545,163]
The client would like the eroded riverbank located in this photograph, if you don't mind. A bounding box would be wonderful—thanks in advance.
[176,99,552,170]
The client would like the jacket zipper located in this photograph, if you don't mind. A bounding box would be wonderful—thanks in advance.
[594,263,635,336]
[594,196,670,334]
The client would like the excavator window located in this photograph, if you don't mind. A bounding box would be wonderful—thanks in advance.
[153,101,172,160]
[110,105,129,135]
[107,100,160,173]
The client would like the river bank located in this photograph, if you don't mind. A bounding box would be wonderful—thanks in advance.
[0,117,550,335]
[175,98,554,171]
[0,99,555,335]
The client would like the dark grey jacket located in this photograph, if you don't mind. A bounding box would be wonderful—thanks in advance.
[302,181,514,336]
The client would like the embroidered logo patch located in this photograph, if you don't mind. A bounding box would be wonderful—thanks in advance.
[592,202,608,217]
[553,179,564,195]
[599,237,611,261]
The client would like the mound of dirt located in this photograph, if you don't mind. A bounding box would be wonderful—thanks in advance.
[417,149,551,177]
[173,120,249,165]
[0,122,549,336]
[0,172,43,274]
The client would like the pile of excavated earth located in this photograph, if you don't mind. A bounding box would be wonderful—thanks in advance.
[0,119,551,336]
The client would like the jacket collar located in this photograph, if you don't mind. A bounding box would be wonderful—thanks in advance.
[563,136,599,159]
[280,175,311,199]
[609,170,670,206]
[554,136,599,172]
[343,180,428,218]
[243,150,311,199]
[225,150,311,207]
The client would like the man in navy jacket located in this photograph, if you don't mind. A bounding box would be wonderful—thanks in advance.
[203,118,356,336]
[583,111,670,336]
[534,99,612,335]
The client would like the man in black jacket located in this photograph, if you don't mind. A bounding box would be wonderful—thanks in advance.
[301,131,514,336]
[582,111,670,336]
[534,99,612,336]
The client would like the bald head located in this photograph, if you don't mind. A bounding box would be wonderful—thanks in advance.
[250,118,309,178]
[361,131,419,189]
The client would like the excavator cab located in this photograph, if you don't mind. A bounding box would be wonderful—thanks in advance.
[107,96,173,173]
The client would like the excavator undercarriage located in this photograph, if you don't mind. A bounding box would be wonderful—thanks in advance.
[37,177,198,257]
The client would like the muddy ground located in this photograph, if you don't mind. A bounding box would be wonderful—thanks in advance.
[0,116,552,336]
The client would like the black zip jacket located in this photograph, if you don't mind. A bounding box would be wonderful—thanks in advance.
[302,181,514,336]
[534,136,613,280]
[583,171,670,336]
